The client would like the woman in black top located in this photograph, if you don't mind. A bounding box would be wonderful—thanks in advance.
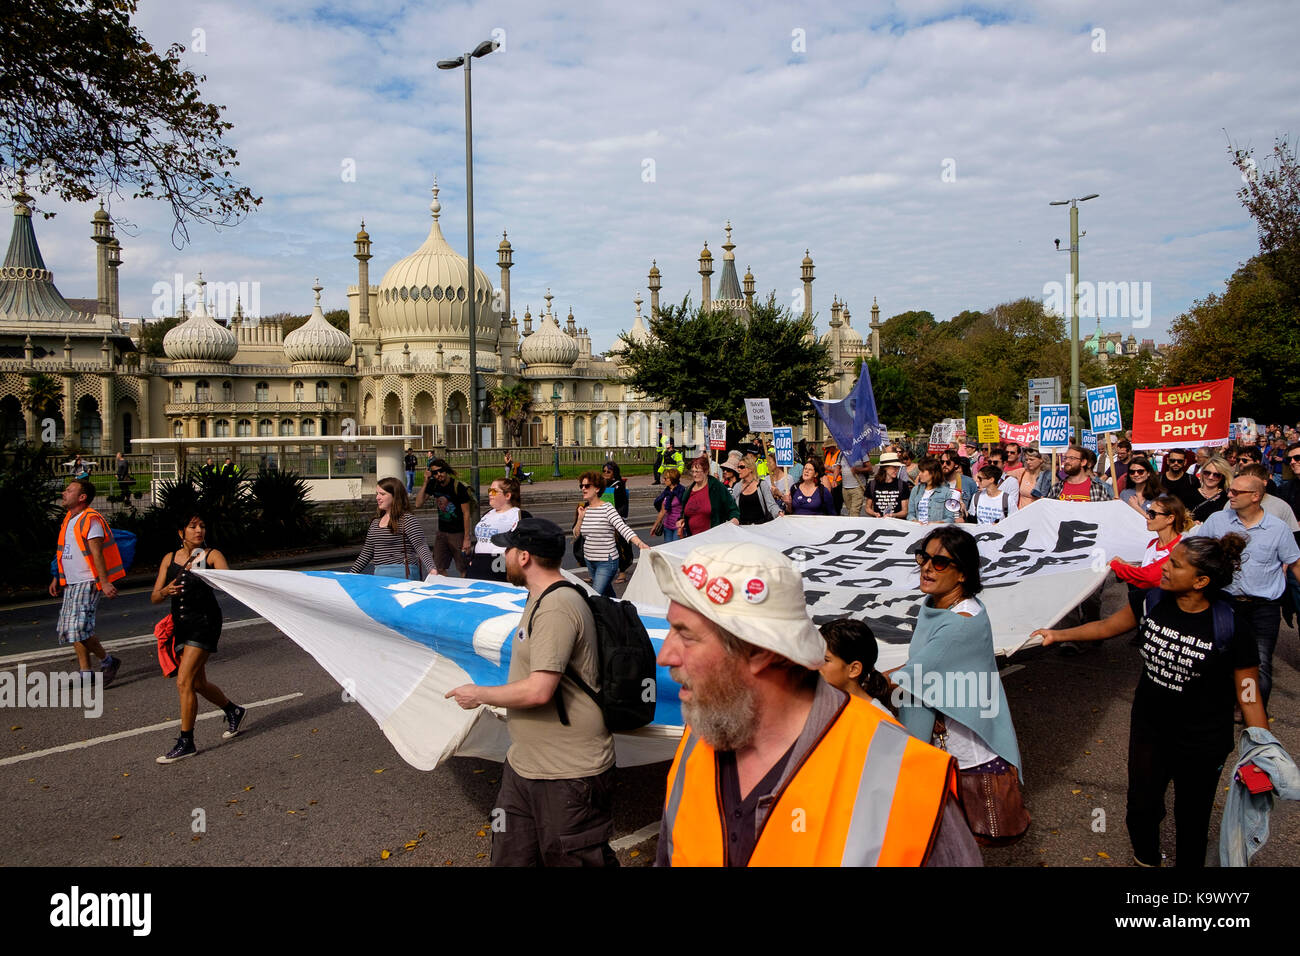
[1032,534,1267,867]
[601,461,629,518]
[150,513,246,764]
[1190,456,1232,524]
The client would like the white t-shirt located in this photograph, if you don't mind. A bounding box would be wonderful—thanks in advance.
[61,512,105,586]
[917,489,934,523]
[972,489,1018,525]
[473,507,521,555]
[937,598,1000,769]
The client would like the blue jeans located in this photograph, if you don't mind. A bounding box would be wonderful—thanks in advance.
[662,527,679,543]
[586,558,619,598]
[405,470,415,493]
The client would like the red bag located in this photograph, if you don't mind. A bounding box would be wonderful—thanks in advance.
[155,614,179,678]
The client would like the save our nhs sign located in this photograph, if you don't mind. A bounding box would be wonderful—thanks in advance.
[1038,403,1071,451]
[1086,385,1123,434]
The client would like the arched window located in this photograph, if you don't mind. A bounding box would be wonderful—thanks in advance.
[214,419,230,437]
[173,381,183,402]
[316,381,328,402]
[339,382,348,401]
[293,381,304,402]
[198,419,208,437]
[236,419,252,437]
[255,381,269,403]
[195,380,210,402]
[280,420,294,436]
[301,418,316,436]
[222,381,233,402]
[173,421,183,438]
[258,419,272,437]
[593,383,604,402]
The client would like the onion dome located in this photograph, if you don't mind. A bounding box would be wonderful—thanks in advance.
[839,303,863,345]
[610,294,652,357]
[520,290,579,369]
[356,220,370,241]
[284,278,352,364]
[163,273,237,361]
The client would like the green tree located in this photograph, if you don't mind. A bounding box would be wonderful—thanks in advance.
[19,372,62,418]
[138,315,180,356]
[0,0,260,243]
[488,381,533,446]
[1229,134,1300,300]
[617,295,834,433]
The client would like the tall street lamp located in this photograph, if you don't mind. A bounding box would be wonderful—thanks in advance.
[551,383,563,478]
[438,38,499,502]
[958,383,970,429]
[1049,193,1099,441]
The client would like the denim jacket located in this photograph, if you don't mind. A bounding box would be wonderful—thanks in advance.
[906,484,961,524]
[1219,726,1300,866]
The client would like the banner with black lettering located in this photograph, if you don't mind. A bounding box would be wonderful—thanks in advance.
[623,500,1151,670]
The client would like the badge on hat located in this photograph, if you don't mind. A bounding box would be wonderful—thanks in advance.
[743,577,768,604]
[683,563,709,589]
[706,576,734,604]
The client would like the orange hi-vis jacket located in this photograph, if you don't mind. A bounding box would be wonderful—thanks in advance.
[56,508,126,590]
[661,694,956,866]
[824,448,842,487]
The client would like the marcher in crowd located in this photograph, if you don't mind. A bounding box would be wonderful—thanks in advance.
[823,438,844,515]
[1032,535,1267,867]
[907,457,962,524]
[601,460,630,519]
[1161,449,1200,511]
[938,449,977,512]
[1049,446,1116,503]
[765,450,793,512]
[970,465,1018,524]
[1017,447,1050,508]
[352,477,437,579]
[654,467,688,542]
[891,527,1025,842]
[820,617,894,714]
[573,470,649,597]
[678,455,740,537]
[729,453,784,525]
[865,451,909,519]
[649,540,979,866]
[1184,471,1300,709]
[657,440,686,486]
[403,447,417,493]
[445,519,618,866]
[840,445,871,518]
[469,477,522,581]
[1120,456,1163,515]
[900,447,919,484]
[984,448,1022,502]
[151,514,246,763]
[790,458,837,516]
[50,478,123,687]
[1111,494,1190,591]
[415,458,473,576]
[1239,463,1300,533]
[1190,456,1233,524]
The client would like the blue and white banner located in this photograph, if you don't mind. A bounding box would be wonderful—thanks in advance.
[1086,384,1123,434]
[1038,403,1071,451]
[772,426,795,467]
[810,364,888,464]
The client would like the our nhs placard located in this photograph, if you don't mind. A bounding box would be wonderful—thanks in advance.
[772,426,794,467]
[1086,385,1123,434]
[1039,403,1071,451]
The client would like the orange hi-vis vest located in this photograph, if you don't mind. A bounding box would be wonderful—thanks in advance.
[824,449,842,487]
[661,695,956,866]
[56,508,125,590]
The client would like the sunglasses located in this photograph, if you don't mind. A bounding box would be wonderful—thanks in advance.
[1145,509,1169,519]
[915,551,958,572]
[488,488,502,496]
[1227,488,1256,496]
[429,469,445,475]
[1288,455,1300,463]
[579,483,595,490]
[1168,458,1186,466]
[1128,469,1147,476]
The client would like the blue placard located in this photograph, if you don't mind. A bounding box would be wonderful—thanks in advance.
[1039,403,1071,451]
[773,426,794,467]
[1085,384,1122,434]
[1081,429,1098,453]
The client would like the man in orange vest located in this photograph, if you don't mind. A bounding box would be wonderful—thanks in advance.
[50,478,125,686]
[822,438,843,516]
[646,541,979,866]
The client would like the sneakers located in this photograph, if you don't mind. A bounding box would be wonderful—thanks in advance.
[100,655,122,687]
[156,736,198,764]
[222,705,247,739]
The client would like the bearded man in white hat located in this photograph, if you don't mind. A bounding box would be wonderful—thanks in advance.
[650,541,980,867]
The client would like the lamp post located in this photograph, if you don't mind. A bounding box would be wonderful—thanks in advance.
[958,383,970,427]
[551,383,562,478]
[438,38,499,502]
[1049,193,1099,441]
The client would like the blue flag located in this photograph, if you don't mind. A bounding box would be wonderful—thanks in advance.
[809,365,888,463]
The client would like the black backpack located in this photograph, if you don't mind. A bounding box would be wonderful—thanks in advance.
[525,580,658,732]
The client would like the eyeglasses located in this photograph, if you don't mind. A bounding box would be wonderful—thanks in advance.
[429,469,445,475]
[1168,458,1186,466]
[1063,455,1082,463]
[488,488,502,496]
[579,483,595,490]
[915,551,958,572]
[1227,488,1257,497]
[1288,455,1300,463]
[1145,509,1169,519]
[1128,468,1147,476]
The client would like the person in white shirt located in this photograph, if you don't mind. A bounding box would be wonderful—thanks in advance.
[468,477,523,581]
[970,465,1019,524]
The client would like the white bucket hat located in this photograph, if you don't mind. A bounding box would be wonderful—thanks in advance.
[646,541,825,669]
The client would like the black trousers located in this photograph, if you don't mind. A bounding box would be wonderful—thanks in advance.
[1125,720,1227,867]
[491,763,618,867]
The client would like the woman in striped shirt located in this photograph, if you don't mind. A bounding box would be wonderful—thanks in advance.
[572,470,649,597]
[351,477,437,579]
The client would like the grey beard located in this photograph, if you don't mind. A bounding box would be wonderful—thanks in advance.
[682,684,760,752]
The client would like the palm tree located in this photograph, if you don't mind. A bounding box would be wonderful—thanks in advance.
[488,382,533,446]
[19,373,62,418]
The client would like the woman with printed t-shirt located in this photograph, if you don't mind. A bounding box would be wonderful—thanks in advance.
[865,452,909,519]
[906,457,961,524]
[1033,535,1267,867]
[468,477,522,581]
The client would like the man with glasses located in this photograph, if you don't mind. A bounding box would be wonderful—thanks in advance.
[1047,446,1114,649]
[1160,448,1200,512]
[415,458,473,576]
[1186,472,1300,709]
[938,450,977,512]
[985,448,1021,502]
[1000,442,1025,476]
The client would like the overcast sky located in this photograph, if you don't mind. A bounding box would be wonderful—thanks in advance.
[19,0,1300,351]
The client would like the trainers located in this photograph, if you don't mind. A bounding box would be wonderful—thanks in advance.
[222,705,247,739]
[156,736,198,764]
[100,655,121,687]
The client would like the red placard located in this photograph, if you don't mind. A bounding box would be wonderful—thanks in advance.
[998,419,1040,445]
[1130,378,1233,450]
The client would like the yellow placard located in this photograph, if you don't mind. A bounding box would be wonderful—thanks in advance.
[976,415,1000,443]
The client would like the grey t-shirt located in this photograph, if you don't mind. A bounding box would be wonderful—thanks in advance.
[506,584,615,780]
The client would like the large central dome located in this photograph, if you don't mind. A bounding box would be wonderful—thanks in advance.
[373,180,497,349]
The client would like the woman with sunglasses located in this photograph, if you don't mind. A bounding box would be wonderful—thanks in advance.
[906,457,962,524]
[573,471,649,597]
[1120,457,1164,517]
[1191,456,1234,524]
[1110,494,1190,591]
[730,452,784,525]
[889,527,1025,840]
[468,477,522,581]
[1032,534,1266,867]
[678,455,740,537]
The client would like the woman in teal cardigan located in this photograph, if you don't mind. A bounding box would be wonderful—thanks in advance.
[677,455,740,537]
[906,457,963,524]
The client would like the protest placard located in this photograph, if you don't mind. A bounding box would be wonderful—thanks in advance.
[1131,378,1233,450]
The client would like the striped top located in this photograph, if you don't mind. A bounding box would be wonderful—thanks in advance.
[350,516,436,576]
[577,502,637,561]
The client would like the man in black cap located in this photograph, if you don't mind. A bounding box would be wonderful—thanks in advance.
[445,518,616,867]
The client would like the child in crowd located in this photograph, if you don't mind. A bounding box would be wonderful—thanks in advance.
[819,618,895,715]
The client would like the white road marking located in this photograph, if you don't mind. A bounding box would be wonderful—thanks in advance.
[611,821,660,851]
[0,617,269,668]
[0,692,303,767]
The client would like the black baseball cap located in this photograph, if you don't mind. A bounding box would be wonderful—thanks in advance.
[491,517,566,559]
